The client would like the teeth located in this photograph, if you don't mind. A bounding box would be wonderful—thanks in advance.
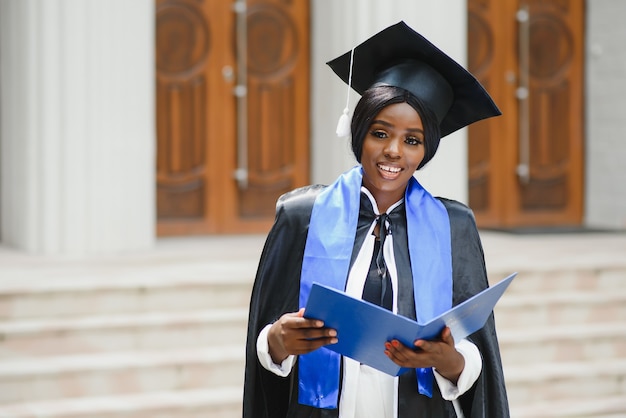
[379,164,401,173]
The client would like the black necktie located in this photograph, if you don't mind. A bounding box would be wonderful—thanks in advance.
[362,214,393,310]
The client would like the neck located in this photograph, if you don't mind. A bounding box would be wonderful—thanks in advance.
[361,186,404,215]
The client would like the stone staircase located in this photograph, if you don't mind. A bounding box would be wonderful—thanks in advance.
[0,233,625,418]
[493,267,626,418]
[0,237,263,418]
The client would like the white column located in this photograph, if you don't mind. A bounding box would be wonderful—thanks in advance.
[311,0,468,203]
[585,0,626,229]
[0,0,156,255]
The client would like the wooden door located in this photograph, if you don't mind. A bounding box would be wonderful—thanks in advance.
[468,0,584,228]
[156,0,310,235]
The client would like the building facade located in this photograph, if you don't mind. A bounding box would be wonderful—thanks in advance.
[1,0,624,255]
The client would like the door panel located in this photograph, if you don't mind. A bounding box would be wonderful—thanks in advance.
[156,0,229,235]
[468,0,584,228]
[235,0,310,222]
[467,0,509,226]
[156,0,310,235]
[516,0,583,223]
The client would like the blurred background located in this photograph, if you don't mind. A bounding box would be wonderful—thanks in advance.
[0,0,625,417]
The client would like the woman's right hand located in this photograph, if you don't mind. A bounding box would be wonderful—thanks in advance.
[267,308,338,364]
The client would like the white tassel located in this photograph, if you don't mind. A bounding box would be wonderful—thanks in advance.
[336,107,351,137]
[336,48,355,138]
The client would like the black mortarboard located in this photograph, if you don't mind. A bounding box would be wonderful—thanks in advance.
[326,21,501,138]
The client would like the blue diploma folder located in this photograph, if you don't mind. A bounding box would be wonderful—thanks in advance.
[304,272,517,376]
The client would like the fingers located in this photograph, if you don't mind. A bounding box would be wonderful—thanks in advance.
[282,328,338,355]
[293,333,338,354]
[271,310,338,357]
[414,327,454,352]
[384,327,457,369]
[385,339,423,366]
[281,309,324,329]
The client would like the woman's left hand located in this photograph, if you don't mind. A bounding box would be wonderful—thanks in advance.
[384,326,465,384]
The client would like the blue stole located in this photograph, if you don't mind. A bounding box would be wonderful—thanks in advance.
[298,165,452,409]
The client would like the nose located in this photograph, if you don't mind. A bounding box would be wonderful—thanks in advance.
[383,137,401,159]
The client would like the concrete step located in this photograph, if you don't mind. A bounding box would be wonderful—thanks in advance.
[495,268,626,418]
[498,321,626,365]
[0,346,245,404]
[0,387,242,418]
[504,359,626,406]
[510,395,626,418]
[488,268,624,294]
[0,308,248,359]
[0,268,256,320]
[494,288,626,327]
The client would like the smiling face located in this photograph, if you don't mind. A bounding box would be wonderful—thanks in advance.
[360,102,426,213]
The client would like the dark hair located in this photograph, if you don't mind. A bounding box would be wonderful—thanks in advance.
[350,85,441,169]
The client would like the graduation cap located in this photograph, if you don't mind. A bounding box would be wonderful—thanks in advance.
[327,21,500,138]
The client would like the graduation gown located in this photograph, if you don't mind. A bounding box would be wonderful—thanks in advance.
[243,185,510,418]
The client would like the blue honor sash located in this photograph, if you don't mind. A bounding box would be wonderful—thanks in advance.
[299,166,452,408]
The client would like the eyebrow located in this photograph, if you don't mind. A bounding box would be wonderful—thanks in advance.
[370,119,425,134]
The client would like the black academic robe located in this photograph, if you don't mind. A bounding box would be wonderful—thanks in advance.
[243,185,510,418]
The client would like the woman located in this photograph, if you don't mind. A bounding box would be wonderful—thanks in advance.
[243,22,509,418]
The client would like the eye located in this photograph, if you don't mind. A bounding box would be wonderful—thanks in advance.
[405,136,424,146]
[369,130,388,139]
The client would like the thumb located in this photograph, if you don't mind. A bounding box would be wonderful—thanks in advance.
[441,326,455,346]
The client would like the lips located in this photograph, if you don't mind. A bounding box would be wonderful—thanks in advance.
[377,163,403,180]
[378,163,402,174]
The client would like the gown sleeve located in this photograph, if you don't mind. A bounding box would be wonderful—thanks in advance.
[441,198,510,418]
[243,185,323,418]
